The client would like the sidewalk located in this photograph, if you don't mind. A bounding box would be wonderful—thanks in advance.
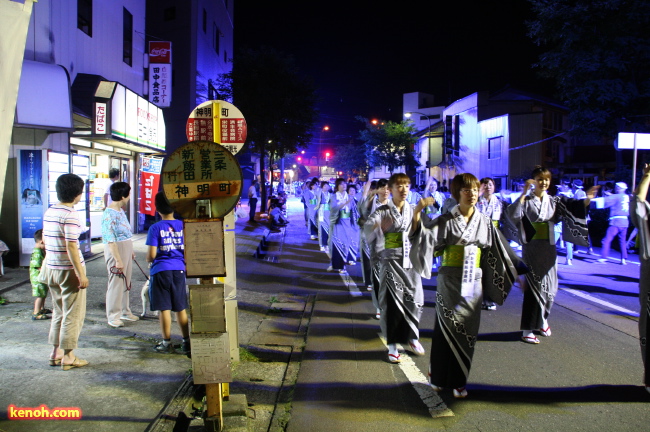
[0,203,308,432]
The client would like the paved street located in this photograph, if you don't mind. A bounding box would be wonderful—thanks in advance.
[0,196,648,431]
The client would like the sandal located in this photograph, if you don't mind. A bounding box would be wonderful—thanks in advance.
[32,313,51,321]
[408,340,426,356]
[39,308,53,315]
[388,353,401,363]
[453,387,468,398]
[430,384,443,392]
[48,357,62,367]
[539,326,552,337]
[521,335,540,344]
[61,357,89,371]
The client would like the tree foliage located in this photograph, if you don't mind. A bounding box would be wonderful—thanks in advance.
[217,47,319,208]
[330,143,369,179]
[527,0,650,138]
[357,117,420,175]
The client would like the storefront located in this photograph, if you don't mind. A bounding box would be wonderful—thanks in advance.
[71,79,166,238]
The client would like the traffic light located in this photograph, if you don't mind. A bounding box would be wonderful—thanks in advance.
[325,151,331,161]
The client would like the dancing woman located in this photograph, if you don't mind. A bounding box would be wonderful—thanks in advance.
[506,166,597,344]
[415,173,524,398]
[365,173,429,363]
[328,178,355,273]
[305,179,320,240]
[629,163,650,394]
[318,181,332,251]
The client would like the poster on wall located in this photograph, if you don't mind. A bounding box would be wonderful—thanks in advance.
[18,149,45,266]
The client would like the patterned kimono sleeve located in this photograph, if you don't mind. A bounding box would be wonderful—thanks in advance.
[557,195,590,247]
[480,224,528,305]
[409,216,440,279]
[364,208,387,257]
[631,197,650,261]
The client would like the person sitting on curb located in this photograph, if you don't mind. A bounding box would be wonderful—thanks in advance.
[146,192,190,355]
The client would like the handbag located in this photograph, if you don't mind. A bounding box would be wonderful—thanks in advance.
[37,259,50,284]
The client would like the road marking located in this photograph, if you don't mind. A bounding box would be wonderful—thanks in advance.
[378,335,454,418]
[339,271,363,296]
[561,288,639,317]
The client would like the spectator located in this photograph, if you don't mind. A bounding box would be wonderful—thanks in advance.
[30,229,51,320]
[146,192,190,354]
[598,182,630,265]
[43,173,89,370]
[248,179,259,223]
[103,168,120,209]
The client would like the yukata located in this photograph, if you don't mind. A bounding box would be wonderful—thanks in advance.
[477,194,506,308]
[358,196,387,306]
[329,192,355,270]
[348,195,360,261]
[507,193,589,330]
[412,205,523,389]
[365,200,425,346]
[318,191,331,250]
[305,189,319,238]
[630,196,650,387]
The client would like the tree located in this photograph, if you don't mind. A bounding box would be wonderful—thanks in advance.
[527,0,650,138]
[357,117,420,175]
[217,47,319,210]
[330,143,369,180]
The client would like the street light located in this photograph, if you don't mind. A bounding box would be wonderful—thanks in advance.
[319,126,330,178]
[405,111,433,183]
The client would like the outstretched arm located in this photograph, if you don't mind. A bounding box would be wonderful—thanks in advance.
[636,163,650,201]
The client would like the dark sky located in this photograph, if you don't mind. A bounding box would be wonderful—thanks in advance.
[234,0,556,141]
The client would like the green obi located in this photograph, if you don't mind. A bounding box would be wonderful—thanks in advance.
[309,199,317,205]
[322,204,330,211]
[442,245,481,268]
[340,209,350,219]
[531,222,549,240]
[492,220,499,228]
[384,232,403,249]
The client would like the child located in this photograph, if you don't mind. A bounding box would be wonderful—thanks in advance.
[30,229,51,320]
[146,192,190,354]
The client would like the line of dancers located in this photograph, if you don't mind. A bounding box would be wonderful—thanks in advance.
[302,166,648,398]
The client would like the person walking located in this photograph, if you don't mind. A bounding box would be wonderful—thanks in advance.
[597,182,630,265]
[476,176,505,310]
[416,173,524,398]
[507,166,597,344]
[364,173,428,363]
[102,181,138,328]
[328,178,355,273]
[629,163,650,394]
[43,173,89,370]
[318,181,332,252]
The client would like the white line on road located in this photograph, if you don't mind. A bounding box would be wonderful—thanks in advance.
[378,335,454,418]
[561,287,639,317]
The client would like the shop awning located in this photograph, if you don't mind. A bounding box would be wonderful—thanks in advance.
[15,60,74,131]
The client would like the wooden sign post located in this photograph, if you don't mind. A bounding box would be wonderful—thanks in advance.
[162,140,243,431]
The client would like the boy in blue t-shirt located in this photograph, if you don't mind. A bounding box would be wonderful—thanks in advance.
[146,192,190,354]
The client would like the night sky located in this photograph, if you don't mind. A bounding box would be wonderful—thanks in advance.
[235,0,557,143]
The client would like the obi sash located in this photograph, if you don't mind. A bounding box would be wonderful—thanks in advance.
[384,232,403,249]
[442,245,481,268]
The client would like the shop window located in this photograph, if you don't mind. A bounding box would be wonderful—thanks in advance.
[77,0,92,37]
[123,8,133,66]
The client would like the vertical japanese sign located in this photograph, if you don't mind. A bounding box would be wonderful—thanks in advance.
[18,149,44,265]
[139,156,164,216]
[161,141,243,219]
[148,41,172,107]
[94,102,107,134]
[185,100,247,155]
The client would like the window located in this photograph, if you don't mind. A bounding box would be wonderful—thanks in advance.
[123,8,133,66]
[488,137,502,160]
[203,9,207,33]
[77,0,92,36]
[224,50,227,63]
[213,23,220,54]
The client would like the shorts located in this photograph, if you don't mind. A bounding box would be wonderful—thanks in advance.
[149,270,188,312]
[31,281,48,298]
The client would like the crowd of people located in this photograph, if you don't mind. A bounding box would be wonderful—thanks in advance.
[34,174,190,371]
[292,167,647,399]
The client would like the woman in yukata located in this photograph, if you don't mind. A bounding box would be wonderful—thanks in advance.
[476,177,505,311]
[365,173,430,364]
[358,179,390,319]
[318,181,332,252]
[507,165,597,344]
[414,173,524,399]
[328,178,355,273]
[629,163,650,394]
[305,179,320,240]
[346,184,360,264]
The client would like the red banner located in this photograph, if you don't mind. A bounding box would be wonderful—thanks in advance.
[139,156,163,216]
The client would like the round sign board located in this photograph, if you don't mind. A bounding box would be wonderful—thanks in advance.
[186,100,247,155]
[161,141,243,219]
